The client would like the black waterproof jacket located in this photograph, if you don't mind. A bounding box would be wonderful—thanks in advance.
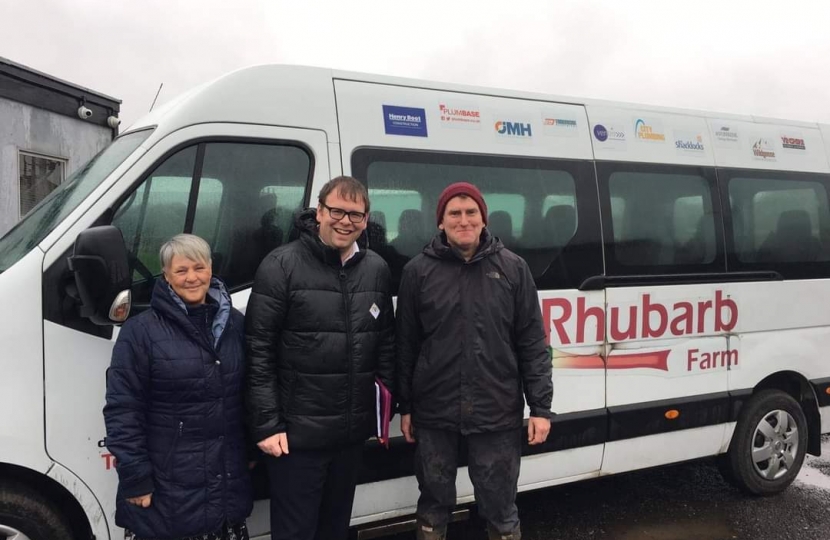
[245,209,396,449]
[396,230,552,433]
[104,277,253,539]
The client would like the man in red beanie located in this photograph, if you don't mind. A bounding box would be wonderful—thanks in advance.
[396,182,552,540]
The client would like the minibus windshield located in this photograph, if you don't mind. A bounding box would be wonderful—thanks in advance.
[0,129,153,273]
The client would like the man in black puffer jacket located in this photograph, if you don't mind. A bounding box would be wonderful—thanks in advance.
[245,176,395,540]
[397,182,552,540]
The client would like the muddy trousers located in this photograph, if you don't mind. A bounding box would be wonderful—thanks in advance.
[414,427,522,539]
[265,443,363,540]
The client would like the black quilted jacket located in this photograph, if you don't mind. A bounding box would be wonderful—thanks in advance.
[244,209,396,449]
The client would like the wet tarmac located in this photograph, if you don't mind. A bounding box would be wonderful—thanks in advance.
[385,436,830,540]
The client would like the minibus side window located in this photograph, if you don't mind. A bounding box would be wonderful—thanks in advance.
[352,149,603,293]
[597,163,724,276]
[192,143,311,289]
[723,171,830,278]
[111,141,311,306]
[112,146,197,284]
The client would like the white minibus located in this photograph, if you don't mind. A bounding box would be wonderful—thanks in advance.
[2,65,830,539]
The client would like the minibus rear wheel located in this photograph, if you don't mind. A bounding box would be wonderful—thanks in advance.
[0,480,73,540]
[723,389,808,496]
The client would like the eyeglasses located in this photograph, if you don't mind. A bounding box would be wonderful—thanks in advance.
[322,203,367,224]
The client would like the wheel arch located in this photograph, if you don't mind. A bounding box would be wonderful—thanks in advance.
[752,370,821,456]
[0,462,93,540]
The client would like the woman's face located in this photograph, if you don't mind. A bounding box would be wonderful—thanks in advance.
[163,254,212,305]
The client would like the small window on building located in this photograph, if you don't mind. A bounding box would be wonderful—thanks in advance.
[19,152,66,217]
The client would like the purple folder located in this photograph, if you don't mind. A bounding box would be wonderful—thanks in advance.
[375,377,393,449]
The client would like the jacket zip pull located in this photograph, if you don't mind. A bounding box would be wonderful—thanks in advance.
[178,421,183,436]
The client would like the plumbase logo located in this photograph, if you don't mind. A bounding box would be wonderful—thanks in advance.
[635,119,666,142]
[674,132,705,152]
[382,105,428,137]
[752,138,776,160]
[494,121,532,137]
[439,103,481,129]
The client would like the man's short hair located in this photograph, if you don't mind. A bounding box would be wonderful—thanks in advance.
[318,176,370,213]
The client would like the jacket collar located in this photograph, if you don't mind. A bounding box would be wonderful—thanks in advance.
[423,229,502,263]
[150,276,233,348]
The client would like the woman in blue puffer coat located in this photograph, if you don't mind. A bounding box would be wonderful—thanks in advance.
[104,234,253,540]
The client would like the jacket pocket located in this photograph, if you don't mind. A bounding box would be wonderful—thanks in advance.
[411,344,431,400]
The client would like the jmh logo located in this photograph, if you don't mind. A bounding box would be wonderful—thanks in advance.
[495,121,532,137]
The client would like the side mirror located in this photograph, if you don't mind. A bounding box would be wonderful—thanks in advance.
[67,226,132,325]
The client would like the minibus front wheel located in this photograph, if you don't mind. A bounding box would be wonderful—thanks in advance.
[0,479,73,540]
[721,389,808,496]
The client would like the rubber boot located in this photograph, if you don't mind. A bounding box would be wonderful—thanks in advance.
[487,524,522,540]
[415,519,447,540]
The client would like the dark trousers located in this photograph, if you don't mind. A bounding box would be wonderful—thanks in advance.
[415,428,522,536]
[265,443,363,540]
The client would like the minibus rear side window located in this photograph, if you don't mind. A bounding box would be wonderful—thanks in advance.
[597,162,725,276]
[721,169,830,279]
[352,149,603,294]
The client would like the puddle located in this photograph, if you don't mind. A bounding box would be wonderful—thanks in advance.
[610,519,737,540]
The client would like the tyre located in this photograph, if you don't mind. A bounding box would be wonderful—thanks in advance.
[0,480,73,540]
[721,389,808,496]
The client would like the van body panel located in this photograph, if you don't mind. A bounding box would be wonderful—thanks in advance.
[47,462,110,540]
[127,66,339,143]
[707,118,829,173]
[587,105,716,167]
[0,248,50,471]
[334,79,594,162]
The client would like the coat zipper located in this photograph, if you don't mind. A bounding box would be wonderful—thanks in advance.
[163,421,184,479]
[339,269,354,439]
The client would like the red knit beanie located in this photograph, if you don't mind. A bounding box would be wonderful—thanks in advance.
[436,182,488,226]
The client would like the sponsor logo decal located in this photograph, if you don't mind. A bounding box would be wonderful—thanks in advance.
[543,291,739,372]
[383,105,428,137]
[593,124,625,142]
[543,118,577,127]
[494,120,532,137]
[675,133,705,152]
[439,104,481,128]
[781,135,806,150]
[752,138,776,160]
[635,119,666,142]
[714,126,739,144]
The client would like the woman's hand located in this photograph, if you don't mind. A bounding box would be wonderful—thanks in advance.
[127,493,152,508]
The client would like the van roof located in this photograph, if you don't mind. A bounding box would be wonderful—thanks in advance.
[126,64,824,140]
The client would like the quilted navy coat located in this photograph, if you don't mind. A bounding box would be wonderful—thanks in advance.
[104,277,253,539]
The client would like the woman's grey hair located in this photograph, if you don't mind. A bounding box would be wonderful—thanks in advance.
[159,234,212,270]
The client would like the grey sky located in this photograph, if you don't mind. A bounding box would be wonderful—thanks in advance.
[2,0,828,130]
